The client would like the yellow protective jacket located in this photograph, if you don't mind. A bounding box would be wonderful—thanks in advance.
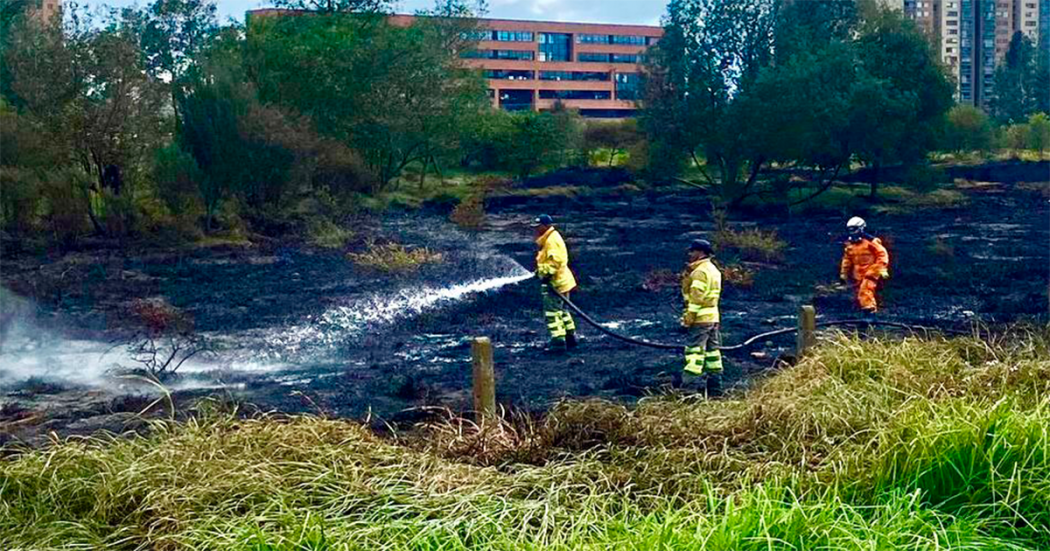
[682,258,722,325]
[840,237,890,282]
[535,227,577,294]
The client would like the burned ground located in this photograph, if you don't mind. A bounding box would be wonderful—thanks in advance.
[1,169,1047,443]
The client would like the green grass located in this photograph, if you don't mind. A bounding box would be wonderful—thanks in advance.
[3,330,1050,550]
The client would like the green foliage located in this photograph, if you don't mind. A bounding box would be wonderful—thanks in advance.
[990,32,1049,124]
[4,333,1050,549]
[346,241,443,273]
[643,0,952,205]
[942,105,994,154]
[1027,113,1050,154]
[307,219,353,249]
[245,4,487,189]
[641,0,776,205]
[582,120,643,168]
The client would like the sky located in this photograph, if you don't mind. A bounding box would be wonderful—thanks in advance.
[85,0,665,26]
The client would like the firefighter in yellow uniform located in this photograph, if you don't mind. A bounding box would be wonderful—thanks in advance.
[533,214,578,351]
[681,239,723,396]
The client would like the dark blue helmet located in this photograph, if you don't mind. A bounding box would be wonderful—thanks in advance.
[532,214,554,227]
[689,239,714,255]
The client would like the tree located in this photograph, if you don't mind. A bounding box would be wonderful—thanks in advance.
[137,0,219,122]
[4,6,167,234]
[1028,113,1050,156]
[850,3,953,198]
[245,1,487,191]
[990,32,1044,124]
[499,112,567,180]
[941,104,994,154]
[582,120,643,167]
[640,0,776,206]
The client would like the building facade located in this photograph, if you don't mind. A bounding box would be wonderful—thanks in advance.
[27,0,61,23]
[444,17,663,118]
[904,0,1047,107]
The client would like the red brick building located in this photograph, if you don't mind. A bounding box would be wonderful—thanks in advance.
[250,10,663,118]
[393,16,663,118]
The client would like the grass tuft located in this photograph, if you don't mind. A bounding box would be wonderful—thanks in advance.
[346,241,443,273]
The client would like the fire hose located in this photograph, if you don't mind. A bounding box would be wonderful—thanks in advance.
[544,284,968,353]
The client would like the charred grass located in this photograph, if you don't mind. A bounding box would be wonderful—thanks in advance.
[2,330,1050,549]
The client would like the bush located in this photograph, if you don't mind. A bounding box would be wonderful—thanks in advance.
[0,167,42,234]
[39,169,90,245]
[449,195,485,230]
[307,219,352,249]
[347,241,444,273]
[722,263,756,287]
[713,227,787,263]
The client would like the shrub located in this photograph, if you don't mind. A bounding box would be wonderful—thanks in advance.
[449,195,485,230]
[713,227,787,263]
[722,263,755,287]
[641,269,682,292]
[0,167,42,234]
[307,219,352,249]
[124,298,204,380]
[347,241,444,273]
[39,169,90,245]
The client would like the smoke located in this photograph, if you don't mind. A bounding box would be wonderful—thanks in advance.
[0,257,533,388]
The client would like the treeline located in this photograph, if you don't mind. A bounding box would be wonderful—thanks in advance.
[640,0,1050,205]
[0,0,597,244]
[1,0,1047,246]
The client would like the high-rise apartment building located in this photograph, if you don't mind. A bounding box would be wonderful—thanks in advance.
[904,0,1046,107]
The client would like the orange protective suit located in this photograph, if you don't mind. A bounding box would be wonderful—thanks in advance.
[840,237,890,312]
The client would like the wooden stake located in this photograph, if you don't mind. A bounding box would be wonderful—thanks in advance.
[471,337,496,421]
[797,305,817,358]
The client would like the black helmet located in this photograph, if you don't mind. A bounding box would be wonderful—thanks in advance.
[532,214,554,227]
[689,239,714,255]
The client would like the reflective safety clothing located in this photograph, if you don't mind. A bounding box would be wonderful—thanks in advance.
[840,236,890,312]
[541,284,576,341]
[535,227,577,294]
[682,258,722,326]
[681,258,723,375]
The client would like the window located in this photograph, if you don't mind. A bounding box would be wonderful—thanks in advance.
[484,70,534,80]
[1026,20,1036,26]
[947,19,958,25]
[494,50,534,60]
[577,34,610,44]
[611,35,647,45]
[539,71,610,81]
[615,72,641,100]
[949,29,959,34]
[948,10,958,16]
[495,31,534,42]
[538,90,611,100]
[461,30,492,41]
[610,53,639,63]
[578,52,610,62]
[538,33,572,62]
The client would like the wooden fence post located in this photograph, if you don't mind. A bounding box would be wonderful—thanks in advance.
[471,337,496,421]
[796,305,817,359]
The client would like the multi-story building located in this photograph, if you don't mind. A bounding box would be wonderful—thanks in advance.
[905,0,1046,107]
[248,11,662,118]
[439,17,663,118]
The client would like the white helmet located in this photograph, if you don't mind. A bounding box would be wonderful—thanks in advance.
[846,217,866,232]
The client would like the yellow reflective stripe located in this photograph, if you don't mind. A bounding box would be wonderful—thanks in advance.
[687,304,704,313]
[696,307,719,317]
[690,280,707,290]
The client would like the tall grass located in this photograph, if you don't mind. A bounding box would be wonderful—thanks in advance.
[2,330,1049,550]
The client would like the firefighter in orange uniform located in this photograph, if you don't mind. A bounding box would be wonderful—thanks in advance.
[840,217,890,313]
